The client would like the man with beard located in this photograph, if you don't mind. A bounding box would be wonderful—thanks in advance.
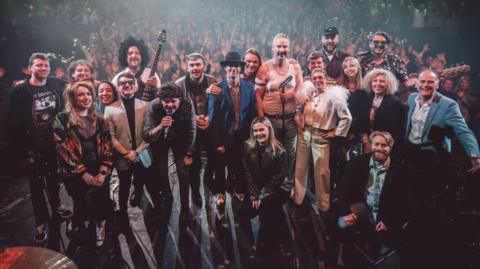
[320,26,348,85]
[338,131,409,269]
[175,52,217,207]
[403,70,480,268]
[255,33,303,173]
[7,53,71,244]
[242,48,262,84]
[359,31,408,84]
[112,37,161,101]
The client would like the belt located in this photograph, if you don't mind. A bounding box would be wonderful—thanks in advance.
[265,113,295,120]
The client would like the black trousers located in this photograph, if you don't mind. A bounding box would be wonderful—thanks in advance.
[28,151,61,226]
[189,130,215,195]
[63,176,111,224]
[117,162,161,215]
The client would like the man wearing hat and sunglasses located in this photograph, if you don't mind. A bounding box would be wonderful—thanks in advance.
[320,26,349,85]
[208,51,257,215]
[359,31,408,84]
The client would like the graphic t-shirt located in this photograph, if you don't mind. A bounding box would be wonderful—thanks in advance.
[30,85,61,148]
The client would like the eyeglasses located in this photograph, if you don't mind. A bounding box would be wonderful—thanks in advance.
[373,41,387,46]
[225,66,241,72]
[118,80,135,87]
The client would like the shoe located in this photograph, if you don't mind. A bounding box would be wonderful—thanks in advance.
[55,205,73,220]
[96,221,106,247]
[129,191,142,207]
[33,225,48,244]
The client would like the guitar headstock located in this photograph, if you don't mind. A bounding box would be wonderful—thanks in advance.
[158,29,167,43]
[440,64,471,78]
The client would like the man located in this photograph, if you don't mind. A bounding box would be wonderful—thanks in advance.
[175,52,217,207]
[143,82,196,217]
[320,26,348,85]
[303,51,325,81]
[403,70,480,268]
[208,51,257,213]
[338,131,409,268]
[359,31,408,84]
[437,77,457,101]
[242,48,262,84]
[104,72,162,230]
[112,37,161,101]
[7,53,70,244]
[255,33,303,171]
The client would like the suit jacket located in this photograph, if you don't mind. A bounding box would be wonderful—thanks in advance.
[321,49,349,84]
[406,92,479,157]
[338,155,411,247]
[369,93,406,149]
[104,98,149,171]
[208,79,257,148]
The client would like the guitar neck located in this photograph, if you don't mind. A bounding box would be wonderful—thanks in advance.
[148,42,163,79]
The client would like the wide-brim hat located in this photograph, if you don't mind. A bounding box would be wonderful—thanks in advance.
[220,51,246,67]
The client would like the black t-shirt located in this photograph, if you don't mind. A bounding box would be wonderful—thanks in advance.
[29,84,62,148]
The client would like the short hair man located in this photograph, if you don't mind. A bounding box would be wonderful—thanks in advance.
[112,37,161,101]
[7,53,70,243]
[320,26,348,85]
[242,48,262,83]
[303,51,325,81]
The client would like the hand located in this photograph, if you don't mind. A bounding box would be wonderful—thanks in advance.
[234,192,245,202]
[196,115,209,130]
[82,172,95,186]
[279,91,294,101]
[146,76,158,88]
[184,155,193,166]
[288,58,298,65]
[320,130,335,139]
[93,173,106,187]
[342,213,358,226]
[160,116,173,129]
[216,146,225,153]
[422,43,430,53]
[376,221,388,232]
[124,150,138,162]
[252,199,261,210]
[207,83,222,95]
[468,157,480,174]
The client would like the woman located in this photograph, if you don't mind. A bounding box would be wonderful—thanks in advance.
[342,56,370,155]
[95,81,119,116]
[243,116,292,267]
[53,81,112,247]
[294,69,351,213]
[362,68,405,154]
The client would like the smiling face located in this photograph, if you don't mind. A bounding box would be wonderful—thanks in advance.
[244,53,260,77]
[252,122,270,145]
[75,85,93,111]
[161,97,181,114]
[343,59,359,78]
[308,57,324,72]
[187,58,206,81]
[29,59,50,81]
[98,82,115,105]
[127,46,141,69]
[416,71,438,100]
[311,71,326,92]
[118,76,138,97]
[322,34,339,54]
[370,34,388,56]
[371,74,388,95]
[371,134,391,163]
[73,64,93,82]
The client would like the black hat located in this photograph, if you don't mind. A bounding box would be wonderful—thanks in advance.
[323,26,339,37]
[220,51,246,67]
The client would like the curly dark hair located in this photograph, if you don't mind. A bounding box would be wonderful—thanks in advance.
[118,37,150,69]
[158,82,184,100]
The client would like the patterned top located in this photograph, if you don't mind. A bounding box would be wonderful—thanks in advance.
[53,111,113,178]
[360,53,408,82]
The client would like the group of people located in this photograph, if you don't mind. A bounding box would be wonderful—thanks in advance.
[6,24,480,269]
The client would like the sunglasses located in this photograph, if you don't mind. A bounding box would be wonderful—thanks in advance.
[118,80,135,87]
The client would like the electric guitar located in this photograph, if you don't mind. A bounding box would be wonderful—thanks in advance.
[142,29,167,101]
[439,64,470,79]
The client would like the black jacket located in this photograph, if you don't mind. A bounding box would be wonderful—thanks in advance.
[143,97,196,155]
[338,154,411,247]
[243,141,291,201]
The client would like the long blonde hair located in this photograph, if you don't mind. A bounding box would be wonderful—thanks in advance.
[247,116,284,153]
[342,56,363,89]
[63,81,98,129]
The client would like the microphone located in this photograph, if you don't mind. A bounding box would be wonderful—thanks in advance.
[279,75,293,93]
[164,110,173,139]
